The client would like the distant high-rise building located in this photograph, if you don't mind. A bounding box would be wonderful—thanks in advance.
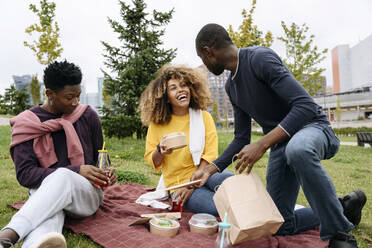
[80,83,87,105]
[13,74,33,105]
[198,65,233,121]
[86,92,99,113]
[13,75,32,91]
[97,77,104,107]
[332,34,372,93]
[12,75,45,105]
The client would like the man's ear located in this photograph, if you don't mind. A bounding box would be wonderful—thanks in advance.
[202,46,213,58]
[45,89,55,100]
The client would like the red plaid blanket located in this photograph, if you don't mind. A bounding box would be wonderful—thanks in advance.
[10,183,329,248]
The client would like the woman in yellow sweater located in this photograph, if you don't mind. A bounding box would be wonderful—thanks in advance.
[139,65,233,216]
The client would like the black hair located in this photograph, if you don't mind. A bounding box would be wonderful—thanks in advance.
[43,60,82,92]
[195,23,233,51]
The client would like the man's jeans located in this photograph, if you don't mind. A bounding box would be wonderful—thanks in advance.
[183,170,234,216]
[2,168,103,248]
[267,123,354,240]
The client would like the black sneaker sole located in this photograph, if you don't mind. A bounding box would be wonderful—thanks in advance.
[343,190,367,226]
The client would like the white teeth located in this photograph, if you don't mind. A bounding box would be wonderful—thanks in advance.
[178,94,187,100]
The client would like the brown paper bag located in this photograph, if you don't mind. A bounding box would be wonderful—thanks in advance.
[213,173,284,245]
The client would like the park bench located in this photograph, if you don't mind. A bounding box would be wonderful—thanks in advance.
[356,132,372,147]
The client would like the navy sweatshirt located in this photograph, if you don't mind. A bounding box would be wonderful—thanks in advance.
[214,47,329,171]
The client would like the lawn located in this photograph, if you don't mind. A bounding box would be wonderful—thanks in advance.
[0,126,371,247]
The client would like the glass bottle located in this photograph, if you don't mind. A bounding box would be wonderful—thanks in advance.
[96,149,110,187]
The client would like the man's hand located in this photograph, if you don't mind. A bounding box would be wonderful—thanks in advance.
[174,188,194,205]
[78,164,108,189]
[189,162,218,188]
[235,142,267,174]
[106,168,117,186]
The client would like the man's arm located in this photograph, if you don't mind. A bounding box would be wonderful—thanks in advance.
[252,48,319,136]
[235,126,288,174]
[190,104,251,186]
[233,48,318,174]
[12,140,57,188]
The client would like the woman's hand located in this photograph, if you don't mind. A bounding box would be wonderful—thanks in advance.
[174,188,194,205]
[159,143,173,155]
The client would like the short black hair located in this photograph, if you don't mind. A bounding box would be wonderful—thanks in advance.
[195,23,233,51]
[43,60,82,92]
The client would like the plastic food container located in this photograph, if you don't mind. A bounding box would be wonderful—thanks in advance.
[149,217,180,238]
[189,213,218,235]
[161,132,187,149]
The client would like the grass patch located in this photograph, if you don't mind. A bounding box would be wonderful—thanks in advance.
[0,126,371,247]
[116,170,147,185]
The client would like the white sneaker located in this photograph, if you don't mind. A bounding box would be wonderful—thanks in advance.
[33,232,67,248]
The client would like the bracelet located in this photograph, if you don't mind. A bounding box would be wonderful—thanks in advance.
[156,144,161,154]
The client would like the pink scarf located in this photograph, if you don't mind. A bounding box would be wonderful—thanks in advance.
[10,104,89,168]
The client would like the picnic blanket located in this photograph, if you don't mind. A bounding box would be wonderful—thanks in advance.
[10,183,329,248]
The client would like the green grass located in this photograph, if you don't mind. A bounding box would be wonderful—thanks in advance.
[0,126,371,247]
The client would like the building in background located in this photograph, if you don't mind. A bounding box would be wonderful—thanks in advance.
[199,65,233,124]
[332,34,372,93]
[80,78,104,114]
[97,77,104,107]
[13,75,32,91]
[13,74,44,105]
[86,92,99,113]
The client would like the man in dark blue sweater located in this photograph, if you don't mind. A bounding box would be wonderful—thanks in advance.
[191,23,366,248]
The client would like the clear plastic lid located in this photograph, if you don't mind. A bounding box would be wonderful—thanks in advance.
[150,216,179,229]
[189,213,218,228]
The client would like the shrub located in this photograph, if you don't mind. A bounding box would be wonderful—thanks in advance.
[333,127,372,136]
[116,170,147,185]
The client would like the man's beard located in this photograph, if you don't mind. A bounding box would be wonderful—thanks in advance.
[209,64,224,75]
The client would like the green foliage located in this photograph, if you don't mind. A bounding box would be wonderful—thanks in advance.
[24,0,63,65]
[101,0,176,139]
[211,101,219,123]
[228,0,273,48]
[333,126,372,136]
[0,85,32,115]
[0,125,371,247]
[101,79,112,106]
[116,170,147,184]
[278,21,327,96]
[223,112,228,129]
[30,75,41,105]
[335,98,342,122]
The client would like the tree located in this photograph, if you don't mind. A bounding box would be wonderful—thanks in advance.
[30,75,42,105]
[101,0,176,139]
[278,21,327,96]
[228,0,273,48]
[1,85,32,115]
[335,98,342,124]
[24,0,63,65]
[211,101,219,124]
[223,112,229,130]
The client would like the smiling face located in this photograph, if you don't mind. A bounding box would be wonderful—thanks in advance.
[166,78,191,115]
[47,84,81,115]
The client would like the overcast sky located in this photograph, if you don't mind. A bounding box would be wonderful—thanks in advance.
[0,0,371,94]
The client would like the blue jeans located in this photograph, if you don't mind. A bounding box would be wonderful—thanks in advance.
[267,123,354,240]
[183,170,234,216]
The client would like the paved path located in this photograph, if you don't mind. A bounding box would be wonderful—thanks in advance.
[331,120,372,128]
[0,117,10,126]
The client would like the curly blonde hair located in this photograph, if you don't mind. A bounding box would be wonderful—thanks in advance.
[139,64,213,126]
